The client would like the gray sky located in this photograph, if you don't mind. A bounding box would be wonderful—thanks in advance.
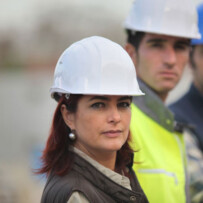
[0,0,133,30]
[1,0,202,31]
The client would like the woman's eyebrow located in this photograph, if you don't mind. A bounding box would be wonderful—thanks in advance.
[118,96,132,101]
[88,96,132,102]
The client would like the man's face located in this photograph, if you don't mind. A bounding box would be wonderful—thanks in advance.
[133,33,190,99]
[191,45,203,94]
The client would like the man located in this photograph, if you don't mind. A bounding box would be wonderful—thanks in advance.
[169,3,203,201]
[123,0,200,202]
[170,3,203,153]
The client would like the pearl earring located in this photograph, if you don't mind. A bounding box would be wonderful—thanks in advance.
[69,131,76,140]
[65,94,70,100]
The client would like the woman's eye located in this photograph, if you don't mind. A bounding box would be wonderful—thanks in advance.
[118,102,130,108]
[91,102,105,109]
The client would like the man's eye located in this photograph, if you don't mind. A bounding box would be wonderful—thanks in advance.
[175,45,188,50]
[118,102,130,108]
[91,102,105,109]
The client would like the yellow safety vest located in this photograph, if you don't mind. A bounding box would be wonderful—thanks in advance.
[130,103,187,203]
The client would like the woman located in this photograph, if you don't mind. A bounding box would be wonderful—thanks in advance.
[38,36,148,203]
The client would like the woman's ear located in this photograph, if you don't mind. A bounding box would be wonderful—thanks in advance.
[61,104,75,129]
[124,43,137,67]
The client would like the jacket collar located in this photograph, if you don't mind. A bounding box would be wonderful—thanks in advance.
[72,153,145,202]
[188,83,203,104]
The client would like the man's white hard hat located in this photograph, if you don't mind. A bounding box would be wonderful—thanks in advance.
[124,0,201,39]
[50,36,144,99]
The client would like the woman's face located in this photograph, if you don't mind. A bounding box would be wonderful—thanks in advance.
[62,95,132,158]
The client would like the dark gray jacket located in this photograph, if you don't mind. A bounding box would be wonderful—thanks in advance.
[41,153,149,203]
[169,83,203,152]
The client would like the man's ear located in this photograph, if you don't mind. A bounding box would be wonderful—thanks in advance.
[61,104,75,130]
[124,43,137,66]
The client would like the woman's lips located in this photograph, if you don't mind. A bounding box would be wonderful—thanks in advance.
[102,130,122,138]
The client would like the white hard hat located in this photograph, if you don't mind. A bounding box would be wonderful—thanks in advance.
[124,0,201,39]
[50,36,144,99]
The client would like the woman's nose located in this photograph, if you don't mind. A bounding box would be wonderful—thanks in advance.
[107,107,121,124]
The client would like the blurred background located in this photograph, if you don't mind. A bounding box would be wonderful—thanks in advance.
[0,0,202,202]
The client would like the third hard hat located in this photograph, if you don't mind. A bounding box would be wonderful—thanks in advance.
[191,3,203,45]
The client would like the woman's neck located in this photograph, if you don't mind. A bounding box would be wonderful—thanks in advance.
[74,144,117,171]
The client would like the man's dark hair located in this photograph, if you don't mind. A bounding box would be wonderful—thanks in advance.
[126,30,145,51]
